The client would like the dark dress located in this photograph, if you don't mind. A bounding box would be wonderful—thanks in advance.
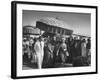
[43,43,53,68]
[74,40,81,57]
[68,40,75,62]
[53,44,59,64]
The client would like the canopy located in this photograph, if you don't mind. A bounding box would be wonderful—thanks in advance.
[36,17,73,35]
[23,25,40,35]
[42,32,56,37]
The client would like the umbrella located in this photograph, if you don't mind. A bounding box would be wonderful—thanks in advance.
[36,17,73,35]
[23,25,40,35]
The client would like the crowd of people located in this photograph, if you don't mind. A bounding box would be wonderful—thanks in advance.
[23,35,91,69]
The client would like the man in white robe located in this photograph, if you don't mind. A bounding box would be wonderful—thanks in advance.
[34,37,44,69]
[81,39,87,57]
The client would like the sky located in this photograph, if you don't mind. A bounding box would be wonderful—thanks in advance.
[23,10,91,37]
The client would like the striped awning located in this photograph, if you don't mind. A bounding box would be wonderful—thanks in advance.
[36,17,73,35]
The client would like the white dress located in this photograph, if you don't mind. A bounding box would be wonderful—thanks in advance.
[34,40,44,69]
[81,42,86,57]
[40,41,44,64]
